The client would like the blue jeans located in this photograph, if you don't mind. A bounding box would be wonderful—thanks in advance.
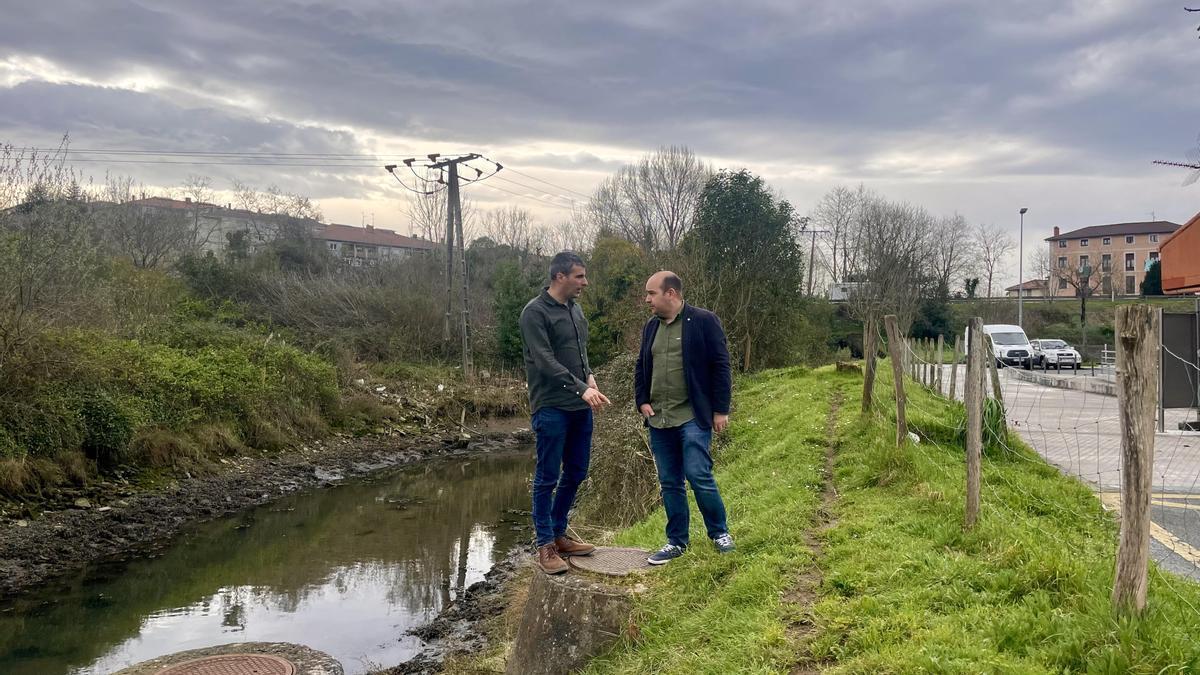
[530,407,593,547]
[648,419,729,547]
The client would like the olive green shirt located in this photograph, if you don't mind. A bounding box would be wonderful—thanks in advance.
[648,314,693,429]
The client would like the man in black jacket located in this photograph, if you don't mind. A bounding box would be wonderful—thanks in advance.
[519,251,611,575]
[635,271,735,565]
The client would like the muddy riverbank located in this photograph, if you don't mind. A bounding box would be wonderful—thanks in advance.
[0,424,531,599]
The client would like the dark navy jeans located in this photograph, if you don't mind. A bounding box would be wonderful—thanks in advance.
[648,419,729,547]
[530,406,593,547]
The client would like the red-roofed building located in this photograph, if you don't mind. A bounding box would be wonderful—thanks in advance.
[1004,279,1049,298]
[1160,211,1200,295]
[315,223,436,266]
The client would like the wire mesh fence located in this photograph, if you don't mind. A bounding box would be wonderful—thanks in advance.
[864,310,1200,616]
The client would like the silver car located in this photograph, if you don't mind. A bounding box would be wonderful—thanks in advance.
[1030,339,1081,370]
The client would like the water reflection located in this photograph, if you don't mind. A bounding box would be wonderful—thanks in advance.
[0,450,534,675]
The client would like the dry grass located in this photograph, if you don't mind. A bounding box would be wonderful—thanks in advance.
[573,353,660,529]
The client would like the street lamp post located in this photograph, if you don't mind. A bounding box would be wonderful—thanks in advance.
[1019,207,1028,328]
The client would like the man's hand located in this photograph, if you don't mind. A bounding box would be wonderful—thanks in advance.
[582,387,611,411]
[713,413,729,433]
[639,403,655,418]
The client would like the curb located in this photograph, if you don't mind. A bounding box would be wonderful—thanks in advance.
[1007,367,1117,397]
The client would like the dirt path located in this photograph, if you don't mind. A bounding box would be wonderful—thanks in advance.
[0,426,530,599]
[787,391,842,674]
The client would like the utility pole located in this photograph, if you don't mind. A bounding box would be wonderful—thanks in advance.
[386,153,500,381]
[803,226,830,297]
[428,154,481,380]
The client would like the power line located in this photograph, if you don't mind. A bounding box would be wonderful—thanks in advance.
[464,180,574,209]
[500,165,592,199]
[54,157,385,168]
[490,174,577,207]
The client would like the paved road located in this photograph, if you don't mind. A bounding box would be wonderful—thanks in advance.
[931,363,1200,581]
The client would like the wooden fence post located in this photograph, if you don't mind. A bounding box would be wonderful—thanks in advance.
[985,335,1004,404]
[921,338,931,386]
[862,317,878,415]
[1112,305,1160,615]
[884,315,908,447]
[965,318,984,529]
[908,338,916,381]
[936,334,945,396]
[949,334,960,401]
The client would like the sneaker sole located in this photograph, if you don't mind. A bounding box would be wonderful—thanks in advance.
[646,557,674,565]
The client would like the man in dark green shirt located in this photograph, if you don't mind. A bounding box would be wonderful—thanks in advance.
[519,251,611,575]
[636,271,734,565]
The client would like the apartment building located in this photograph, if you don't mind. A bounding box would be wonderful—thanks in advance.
[1044,220,1180,297]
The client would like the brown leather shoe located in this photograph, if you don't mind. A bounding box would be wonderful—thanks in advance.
[536,543,569,575]
[555,535,596,557]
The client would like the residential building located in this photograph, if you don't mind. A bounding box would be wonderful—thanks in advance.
[1160,211,1200,294]
[1044,220,1180,298]
[1004,279,1049,298]
[126,196,322,255]
[315,223,437,266]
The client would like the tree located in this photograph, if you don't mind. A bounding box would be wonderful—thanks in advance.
[179,174,222,252]
[98,175,192,268]
[684,169,805,370]
[1141,260,1163,296]
[1029,246,1055,302]
[929,214,975,295]
[965,277,980,298]
[404,170,477,244]
[811,185,867,285]
[973,223,1015,298]
[843,196,935,335]
[483,205,543,259]
[1051,258,1107,336]
[585,146,710,253]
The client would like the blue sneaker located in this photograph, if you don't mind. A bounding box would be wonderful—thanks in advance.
[713,533,736,553]
[647,543,686,565]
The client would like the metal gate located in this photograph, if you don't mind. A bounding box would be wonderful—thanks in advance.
[1162,307,1200,409]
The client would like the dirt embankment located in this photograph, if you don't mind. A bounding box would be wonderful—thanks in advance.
[0,424,531,599]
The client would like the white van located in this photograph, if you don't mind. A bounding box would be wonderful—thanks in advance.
[980,324,1032,369]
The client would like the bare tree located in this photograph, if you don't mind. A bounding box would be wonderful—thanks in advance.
[1051,257,1107,326]
[929,213,976,295]
[973,223,1015,298]
[845,195,936,333]
[810,184,868,285]
[404,173,476,244]
[97,175,191,268]
[1028,246,1054,302]
[586,145,710,253]
[0,139,99,370]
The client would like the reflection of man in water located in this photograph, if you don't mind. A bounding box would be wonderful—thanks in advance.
[636,271,735,566]
[519,251,611,575]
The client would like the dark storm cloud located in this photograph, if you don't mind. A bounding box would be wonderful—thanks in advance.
[2,0,1197,194]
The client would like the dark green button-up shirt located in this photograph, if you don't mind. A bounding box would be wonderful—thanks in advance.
[648,313,693,429]
[519,289,592,414]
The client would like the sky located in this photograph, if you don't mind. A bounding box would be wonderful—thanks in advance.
[2,0,1198,288]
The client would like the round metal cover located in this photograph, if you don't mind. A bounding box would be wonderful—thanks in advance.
[567,546,654,576]
[157,653,296,675]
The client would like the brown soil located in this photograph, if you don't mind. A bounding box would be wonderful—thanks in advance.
[787,392,843,675]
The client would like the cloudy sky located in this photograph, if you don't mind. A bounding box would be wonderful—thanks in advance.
[2,0,1198,286]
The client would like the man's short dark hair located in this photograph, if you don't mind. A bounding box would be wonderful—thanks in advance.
[660,272,683,296]
[549,251,585,281]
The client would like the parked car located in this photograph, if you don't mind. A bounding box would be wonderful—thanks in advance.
[967,323,1033,369]
[1029,339,1081,370]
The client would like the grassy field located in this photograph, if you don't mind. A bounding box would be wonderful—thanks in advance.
[578,364,1200,674]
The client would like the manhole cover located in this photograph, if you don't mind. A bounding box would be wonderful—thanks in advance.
[567,546,653,576]
[158,653,296,675]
